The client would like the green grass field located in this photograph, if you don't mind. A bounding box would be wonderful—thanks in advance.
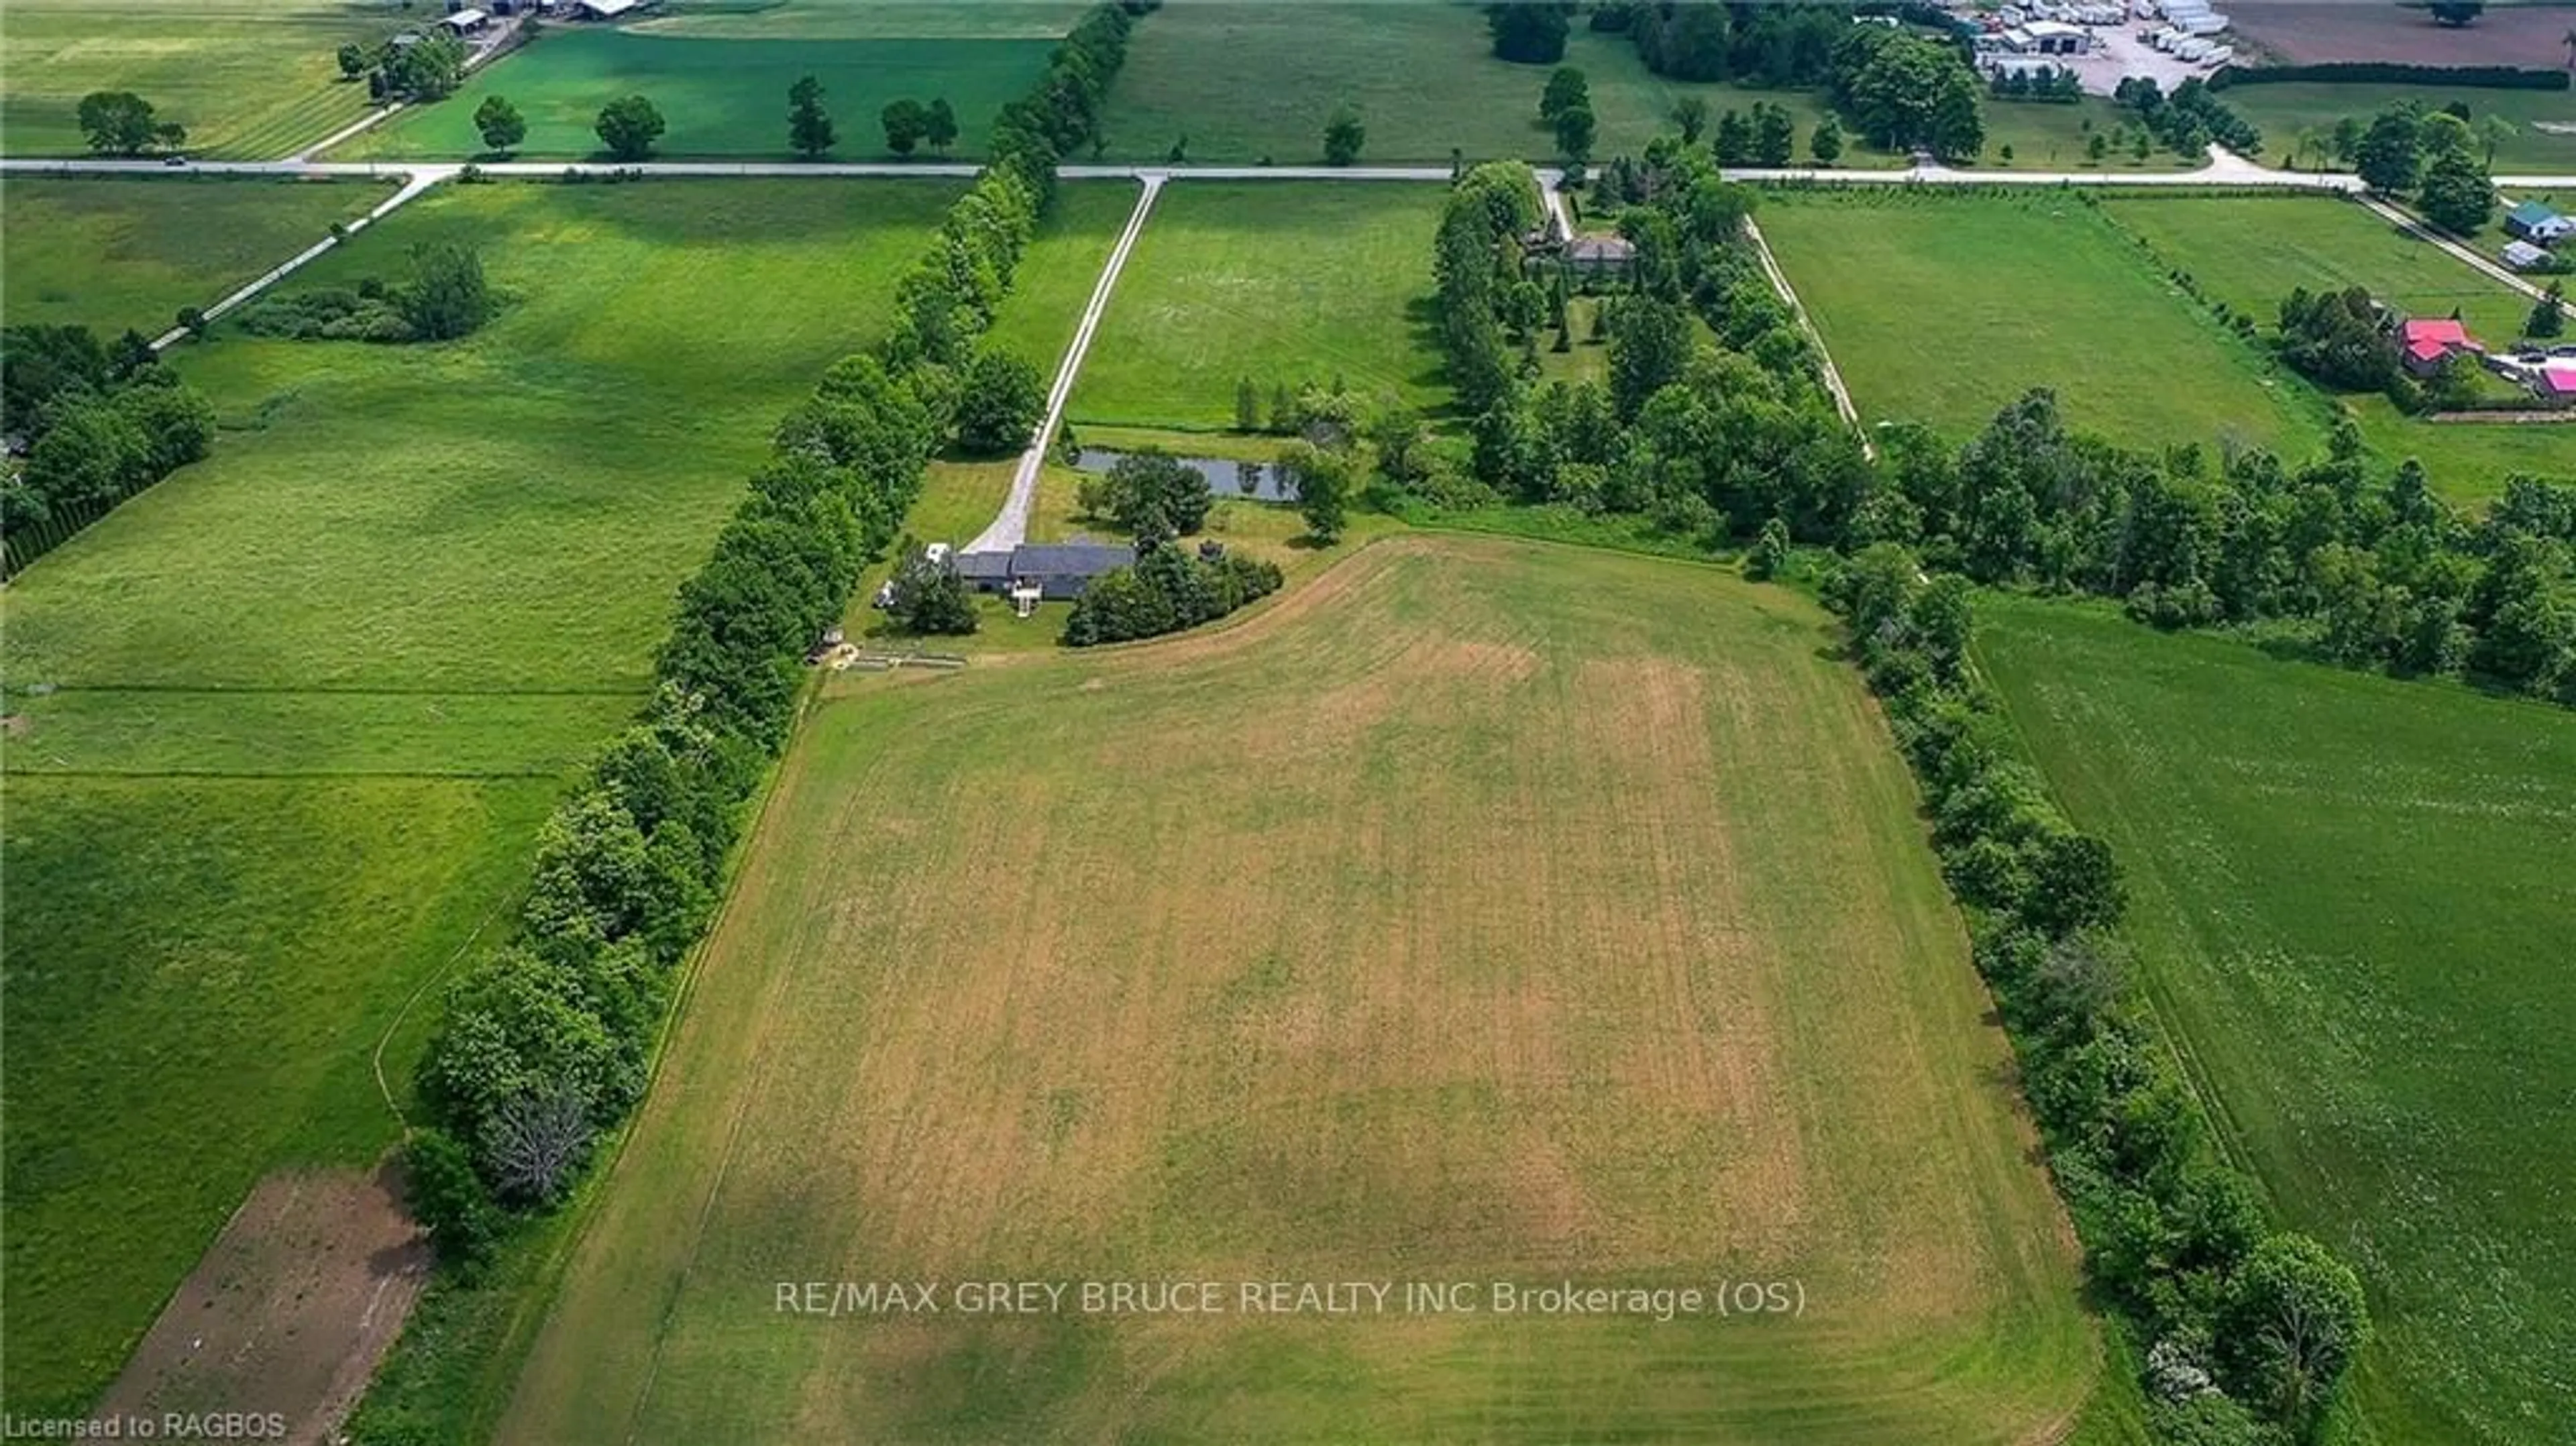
[496,535,2107,1443]
[1071,182,1448,430]
[0,176,1120,1415]
[1976,596,2576,1446]
[2100,193,2540,354]
[2096,193,2576,497]
[342,11,1065,160]
[0,1,391,159]
[2220,82,2576,175]
[0,176,388,335]
[1761,189,2333,459]
[1092,1,2163,169]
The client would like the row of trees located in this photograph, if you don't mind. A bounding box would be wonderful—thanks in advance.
[400,1,1142,1263]
[1870,389,2576,704]
[0,325,215,562]
[1830,550,2372,1444]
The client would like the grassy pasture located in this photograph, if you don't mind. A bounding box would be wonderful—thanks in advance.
[2218,82,2576,174]
[2096,193,2576,498]
[498,535,2105,1444]
[1071,182,1449,430]
[2099,193,2540,353]
[3,178,969,692]
[0,1,390,160]
[1760,189,2333,459]
[0,175,1148,1415]
[1976,596,2576,1446]
[1093,1,2161,169]
[0,774,561,1415]
[0,176,388,335]
[343,23,1057,160]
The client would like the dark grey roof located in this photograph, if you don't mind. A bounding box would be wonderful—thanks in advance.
[955,550,1014,579]
[1012,543,1134,577]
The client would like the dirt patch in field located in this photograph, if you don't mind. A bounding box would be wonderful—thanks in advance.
[2232,3,2576,66]
[93,1165,429,1446]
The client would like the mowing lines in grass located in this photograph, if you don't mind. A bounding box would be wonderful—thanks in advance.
[1070,181,1449,430]
[0,1,386,160]
[498,537,2102,1445]
[1976,595,2576,1446]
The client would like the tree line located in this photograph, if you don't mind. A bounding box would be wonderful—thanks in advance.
[1489,3,1986,163]
[1,325,215,573]
[1829,549,2372,1445]
[392,1,1144,1279]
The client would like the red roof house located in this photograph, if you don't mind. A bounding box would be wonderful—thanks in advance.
[2398,317,2478,377]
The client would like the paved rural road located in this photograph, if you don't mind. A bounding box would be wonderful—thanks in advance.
[962,174,1164,557]
[14,150,2573,190]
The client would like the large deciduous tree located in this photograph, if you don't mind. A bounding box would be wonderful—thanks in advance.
[595,95,665,161]
[76,91,163,156]
[881,97,927,156]
[788,74,835,158]
[1487,3,1569,64]
[474,95,526,155]
[954,349,1045,455]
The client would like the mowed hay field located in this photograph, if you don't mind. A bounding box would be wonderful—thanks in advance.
[1071,183,1449,430]
[500,537,2106,1445]
[343,1,1077,160]
[2096,193,2576,501]
[1763,190,2332,460]
[1976,596,2576,1445]
[0,176,388,335]
[0,1,390,159]
[0,176,1126,1416]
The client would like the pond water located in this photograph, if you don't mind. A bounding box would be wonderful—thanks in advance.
[1073,448,1300,502]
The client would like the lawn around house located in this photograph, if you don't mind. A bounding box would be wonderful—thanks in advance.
[0,175,1130,1417]
[1760,188,2334,461]
[0,0,391,160]
[1976,594,2576,1446]
[1070,182,1450,431]
[496,535,2106,1445]
[340,24,1059,160]
[0,176,390,336]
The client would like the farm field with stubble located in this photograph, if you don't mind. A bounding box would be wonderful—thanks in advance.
[1976,595,2576,1446]
[0,175,1122,1417]
[498,536,2112,1445]
[0,0,390,159]
[1070,182,1450,430]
